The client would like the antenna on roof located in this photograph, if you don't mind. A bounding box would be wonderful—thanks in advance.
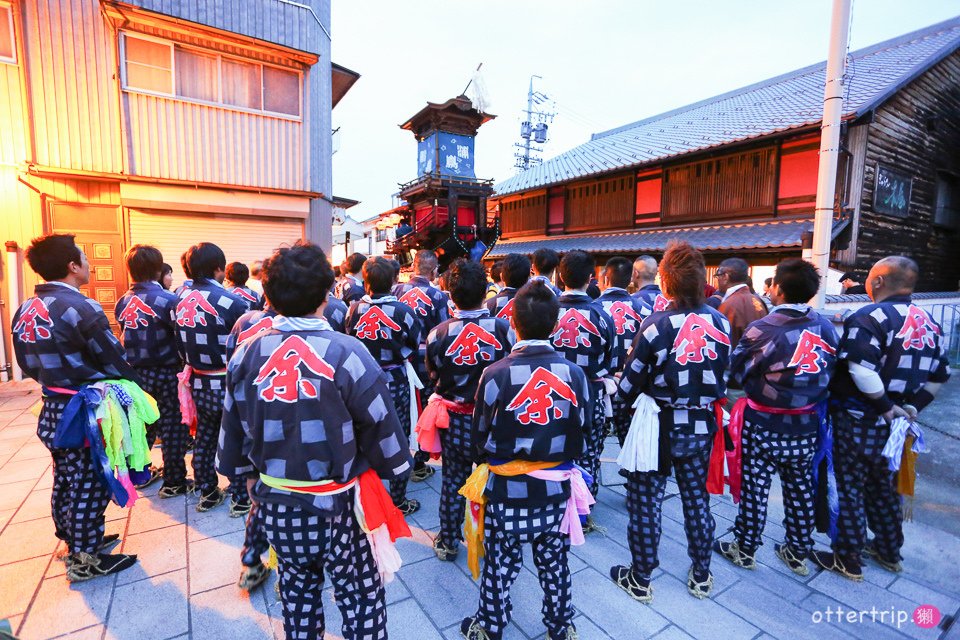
[514,75,555,172]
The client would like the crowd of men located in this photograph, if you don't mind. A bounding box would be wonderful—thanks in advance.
[10,234,951,640]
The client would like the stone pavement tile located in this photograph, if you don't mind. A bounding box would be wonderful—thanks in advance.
[104,499,130,524]
[0,410,26,426]
[571,568,669,638]
[0,518,59,565]
[56,625,107,639]
[407,488,441,532]
[799,592,917,640]
[127,492,187,535]
[399,555,479,630]
[0,437,27,456]
[385,597,444,640]
[898,523,960,596]
[0,424,36,441]
[0,458,49,485]
[0,395,41,411]
[655,533,742,590]
[806,573,939,640]
[650,625,695,639]
[715,579,849,640]
[35,470,54,490]
[499,563,556,637]
[8,440,51,463]
[888,577,960,619]
[568,614,615,639]
[0,509,14,530]
[186,501,246,542]
[106,569,190,639]
[441,621,527,640]
[188,529,245,595]
[396,527,441,566]
[739,557,813,602]
[0,479,36,511]
[0,556,47,618]
[18,573,115,639]
[11,488,52,524]
[190,582,275,640]
[647,573,759,640]
[569,529,636,573]
[116,524,187,586]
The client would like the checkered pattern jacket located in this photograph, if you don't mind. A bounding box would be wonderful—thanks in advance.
[632,284,662,316]
[115,281,181,368]
[484,286,519,321]
[344,295,422,368]
[552,292,616,380]
[12,283,140,389]
[226,308,277,361]
[830,294,951,418]
[228,285,264,311]
[392,276,450,337]
[217,316,412,516]
[596,287,647,374]
[619,305,731,435]
[472,343,589,507]
[730,306,839,434]
[425,312,513,404]
[324,294,348,333]
[337,276,365,304]
[175,278,248,374]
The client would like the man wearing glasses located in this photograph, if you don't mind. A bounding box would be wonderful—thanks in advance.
[714,258,768,348]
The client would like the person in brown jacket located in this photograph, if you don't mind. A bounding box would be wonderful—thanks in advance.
[714,258,768,348]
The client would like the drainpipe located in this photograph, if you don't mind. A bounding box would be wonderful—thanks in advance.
[4,241,22,381]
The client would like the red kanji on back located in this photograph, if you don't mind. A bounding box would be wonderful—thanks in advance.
[445,323,503,366]
[550,308,601,349]
[506,366,580,425]
[176,291,220,328]
[896,305,940,351]
[653,295,671,312]
[496,298,515,320]
[238,317,274,344]
[399,287,433,317]
[14,299,53,343]
[788,329,836,374]
[354,305,402,340]
[254,335,335,402]
[672,313,731,365]
[117,296,158,329]
[608,301,644,336]
[232,287,258,304]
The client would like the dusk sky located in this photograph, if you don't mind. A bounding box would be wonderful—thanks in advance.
[331,1,959,221]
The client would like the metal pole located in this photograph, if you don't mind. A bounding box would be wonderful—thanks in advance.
[811,0,851,307]
[523,76,534,170]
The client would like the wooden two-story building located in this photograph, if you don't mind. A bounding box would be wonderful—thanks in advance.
[489,17,960,293]
[0,0,358,375]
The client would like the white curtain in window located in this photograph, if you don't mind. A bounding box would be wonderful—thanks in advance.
[263,67,300,116]
[222,59,261,109]
[124,35,172,93]
[175,47,218,102]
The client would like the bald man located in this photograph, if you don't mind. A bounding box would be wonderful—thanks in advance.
[812,256,950,581]
[631,255,662,316]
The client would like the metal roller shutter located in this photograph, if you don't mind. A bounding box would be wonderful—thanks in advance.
[128,209,304,287]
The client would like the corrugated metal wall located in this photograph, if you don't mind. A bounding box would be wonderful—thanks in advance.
[0,61,27,165]
[125,92,303,190]
[128,209,305,285]
[20,0,122,173]
[122,0,323,55]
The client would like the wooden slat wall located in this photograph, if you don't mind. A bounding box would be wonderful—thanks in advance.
[0,54,27,166]
[662,147,776,221]
[500,193,546,237]
[564,173,634,232]
[854,50,960,292]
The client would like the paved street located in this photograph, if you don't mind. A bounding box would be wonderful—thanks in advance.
[1,380,958,640]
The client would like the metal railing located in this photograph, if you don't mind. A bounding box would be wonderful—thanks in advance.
[926,303,960,367]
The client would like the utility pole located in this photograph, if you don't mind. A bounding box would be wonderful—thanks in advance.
[811,0,851,307]
[514,75,555,171]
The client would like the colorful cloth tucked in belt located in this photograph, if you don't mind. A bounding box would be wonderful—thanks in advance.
[43,381,157,508]
[617,393,661,473]
[705,399,730,497]
[415,393,474,457]
[176,365,226,436]
[883,417,928,521]
[459,460,594,580]
[812,404,838,541]
[719,398,819,503]
[260,468,412,583]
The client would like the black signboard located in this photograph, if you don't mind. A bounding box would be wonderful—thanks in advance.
[874,164,912,218]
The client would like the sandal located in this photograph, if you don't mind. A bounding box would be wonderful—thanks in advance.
[460,617,491,640]
[433,538,459,562]
[714,540,756,570]
[862,540,902,573]
[395,498,421,516]
[411,465,436,482]
[686,567,714,599]
[810,550,863,581]
[66,552,137,583]
[238,562,271,592]
[609,565,653,603]
[775,543,809,576]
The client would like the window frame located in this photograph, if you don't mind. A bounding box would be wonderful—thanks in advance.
[0,3,18,65]
[119,30,303,121]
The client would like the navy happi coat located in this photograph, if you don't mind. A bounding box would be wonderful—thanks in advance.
[115,281,181,368]
[596,287,647,373]
[551,292,616,380]
[175,278,248,386]
[425,310,512,404]
[344,295,422,368]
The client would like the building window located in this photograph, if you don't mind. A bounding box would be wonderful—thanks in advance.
[376,228,387,242]
[0,4,15,64]
[120,32,301,118]
[934,173,960,230]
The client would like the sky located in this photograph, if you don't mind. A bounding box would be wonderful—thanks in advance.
[330,1,959,221]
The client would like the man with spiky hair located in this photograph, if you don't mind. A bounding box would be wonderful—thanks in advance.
[612,241,731,603]
[12,234,140,582]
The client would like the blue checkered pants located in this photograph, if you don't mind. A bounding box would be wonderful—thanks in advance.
[385,371,413,506]
[734,423,817,555]
[625,441,714,577]
[40,399,112,555]
[192,383,224,494]
[475,502,573,640]
[831,410,903,566]
[611,394,631,447]
[136,365,189,486]
[576,382,607,497]
[242,500,269,567]
[261,500,387,640]
[438,412,473,547]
